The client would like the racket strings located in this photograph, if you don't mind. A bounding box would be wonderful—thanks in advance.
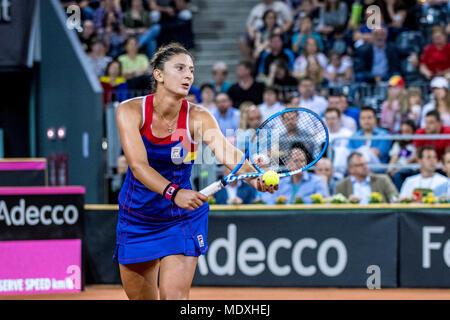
[252,110,327,174]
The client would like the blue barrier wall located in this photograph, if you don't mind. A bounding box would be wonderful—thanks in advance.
[83,204,450,287]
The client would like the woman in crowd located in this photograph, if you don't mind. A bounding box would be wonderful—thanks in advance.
[293,37,328,78]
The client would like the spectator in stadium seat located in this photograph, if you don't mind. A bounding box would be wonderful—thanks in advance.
[236,104,263,154]
[291,15,325,56]
[314,157,339,195]
[348,106,392,164]
[404,87,423,128]
[123,0,161,59]
[316,0,348,38]
[325,50,353,88]
[100,60,128,108]
[93,0,123,33]
[384,0,408,41]
[255,33,296,80]
[227,61,265,108]
[258,86,285,121]
[100,10,126,58]
[326,24,353,57]
[399,146,448,199]
[339,92,360,127]
[293,37,328,79]
[335,152,399,204]
[434,149,450,197]
[211,61,232,95]
[419,26,450,81]
[210,93,241,137]
[324,107,353,179]
[253,9,284,60]
[118,37,150,80]
[259,146,329,204]
[353,26,401,84]
[414,110,450,162]
[79,19,97,53]
[297,77,328,117]
[86,38,112,77]
[387,119,417,178]
[199,83,216,110]
[420,77,450,127]
[150,0,194,49]
[304,56,329,96]
[327,94,357,132]
[264,59,298,101]
[380,75,406,134]
[295,0,320,28]
[214,167,257,205]
[240,0,293,62]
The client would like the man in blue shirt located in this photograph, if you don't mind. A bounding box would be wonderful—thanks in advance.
[211,93,241,138]
[348,106,391,164]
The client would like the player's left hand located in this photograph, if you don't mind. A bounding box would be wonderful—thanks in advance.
[248,177,279,194]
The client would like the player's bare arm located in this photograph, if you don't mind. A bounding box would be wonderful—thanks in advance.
[189,104,276,193]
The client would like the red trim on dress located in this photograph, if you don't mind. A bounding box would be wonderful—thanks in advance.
[140,95,197,152]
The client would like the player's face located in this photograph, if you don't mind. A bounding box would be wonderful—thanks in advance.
[159,54,194,97]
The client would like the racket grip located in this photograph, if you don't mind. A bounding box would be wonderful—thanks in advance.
[199,180,224,197]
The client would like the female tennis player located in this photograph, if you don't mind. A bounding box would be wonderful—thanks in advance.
[114,43,277,300]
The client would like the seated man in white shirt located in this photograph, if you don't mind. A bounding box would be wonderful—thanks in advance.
[399,146,448,199]
[433,149,450,198]
[298,77,328,117]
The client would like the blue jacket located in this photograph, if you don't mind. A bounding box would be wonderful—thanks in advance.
[214,181,257,205]
[348,127,392,163]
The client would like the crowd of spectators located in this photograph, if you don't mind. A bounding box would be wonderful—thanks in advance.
[198,0,450,205]
[62,0,195,106]
[63,0,450,204]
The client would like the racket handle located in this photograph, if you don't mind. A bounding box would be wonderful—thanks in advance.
[199,180,224,197]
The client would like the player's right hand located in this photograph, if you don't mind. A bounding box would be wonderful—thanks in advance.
[174,189,208,210]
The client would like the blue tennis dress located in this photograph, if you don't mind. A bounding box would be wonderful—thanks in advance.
[114,94,209,265]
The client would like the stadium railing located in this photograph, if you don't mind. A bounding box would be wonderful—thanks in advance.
[328,134,450,172]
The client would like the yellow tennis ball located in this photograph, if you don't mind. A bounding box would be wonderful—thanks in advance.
[262,170,279,186]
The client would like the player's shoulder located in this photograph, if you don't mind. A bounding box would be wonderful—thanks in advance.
[116,97,145,124]
[117,96,143,112]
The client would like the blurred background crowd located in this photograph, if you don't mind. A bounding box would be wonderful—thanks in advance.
[61,0,450,206]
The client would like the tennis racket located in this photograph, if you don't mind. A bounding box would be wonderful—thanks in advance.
[199,108,329,197]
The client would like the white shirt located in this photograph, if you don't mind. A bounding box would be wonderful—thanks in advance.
[399,173,448,198]
[258,102,285,121]
[351,175,372,205]
[299,95,328,117]
[329,127,353,147]
[341,115,357,133]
